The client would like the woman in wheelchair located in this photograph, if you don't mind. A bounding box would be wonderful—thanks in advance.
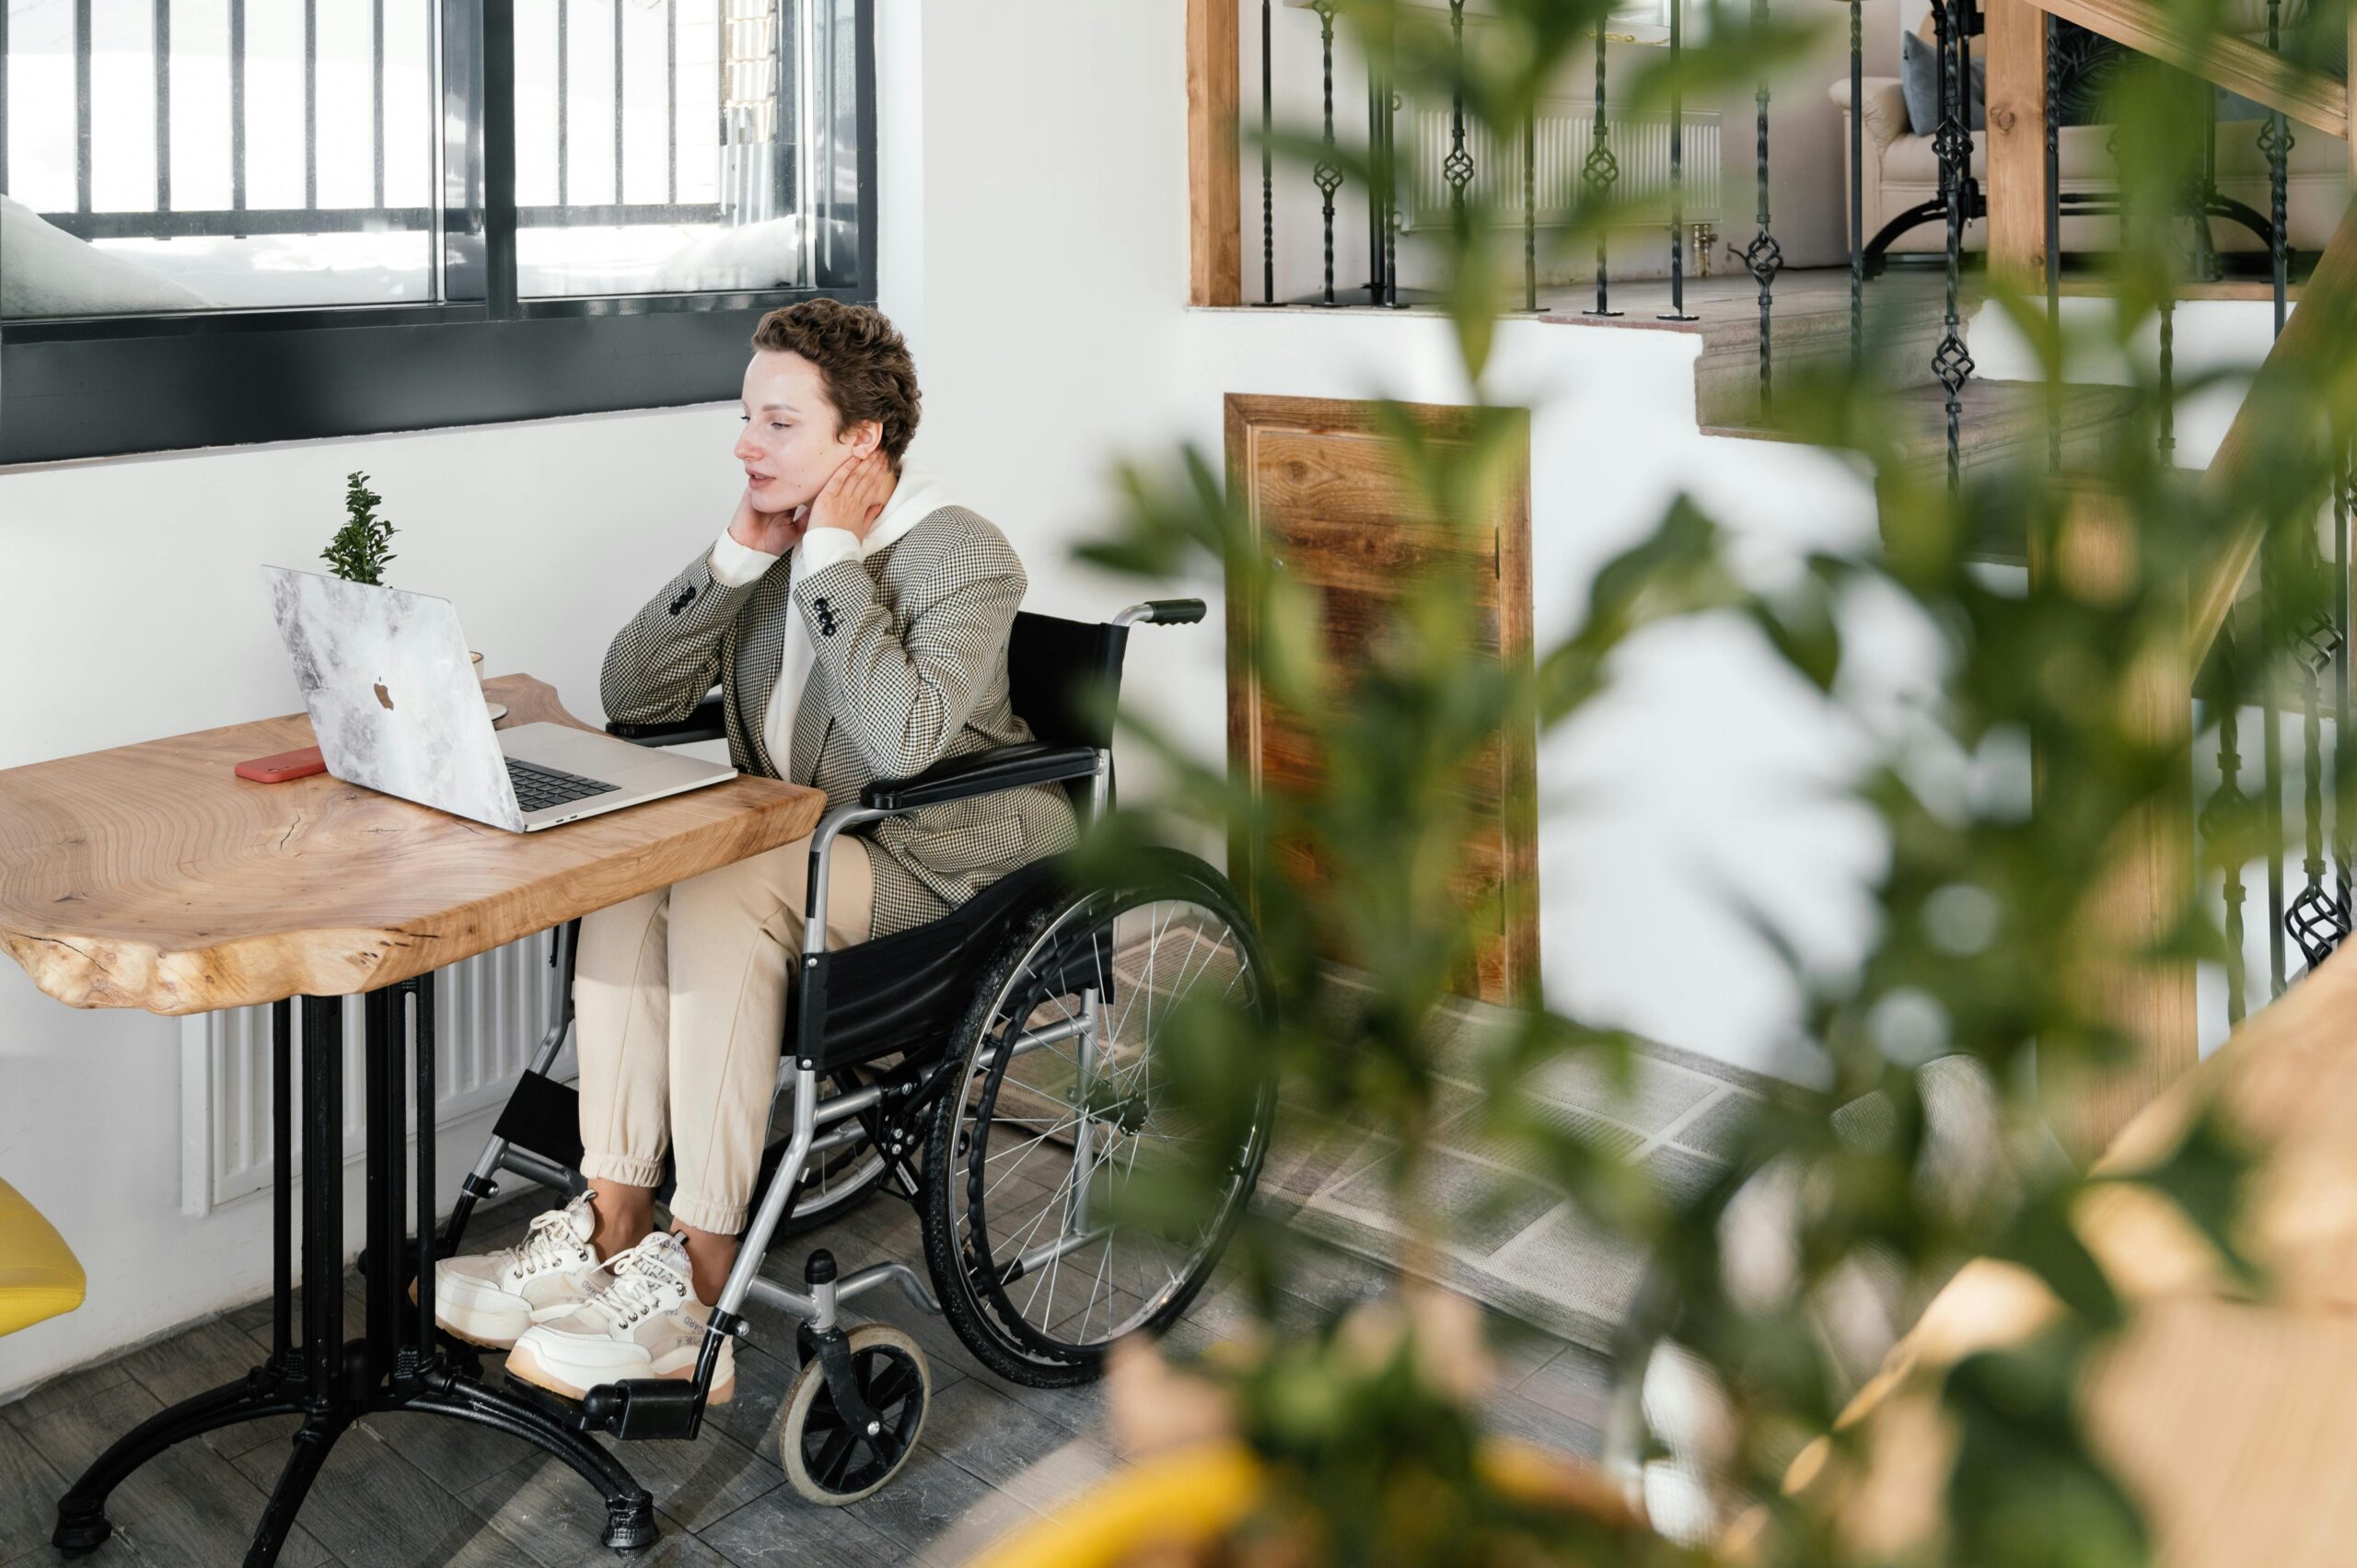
[425,300,1276,1510]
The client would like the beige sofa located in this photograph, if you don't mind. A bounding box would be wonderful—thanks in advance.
[1830,75,2351,258]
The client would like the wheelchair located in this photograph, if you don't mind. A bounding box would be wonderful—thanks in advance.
[429,597,1278,1507]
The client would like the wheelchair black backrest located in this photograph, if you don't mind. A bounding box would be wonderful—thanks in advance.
[1006,610,1130,819]
[792,610,1132,1074]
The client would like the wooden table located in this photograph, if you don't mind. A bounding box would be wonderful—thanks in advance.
[0,674,826,1566]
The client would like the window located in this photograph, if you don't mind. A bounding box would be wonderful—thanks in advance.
[0,0,875,463]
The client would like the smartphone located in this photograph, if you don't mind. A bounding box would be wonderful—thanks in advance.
[235,746,328,784]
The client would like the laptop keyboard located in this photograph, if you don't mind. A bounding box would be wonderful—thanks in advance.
[506,757,622,814]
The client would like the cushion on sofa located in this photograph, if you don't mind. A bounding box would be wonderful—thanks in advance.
[1901,30,1986,134]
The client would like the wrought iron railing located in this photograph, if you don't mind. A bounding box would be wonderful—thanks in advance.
[1253,0,1734,327]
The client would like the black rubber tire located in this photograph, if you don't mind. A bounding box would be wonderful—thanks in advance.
[917,850,1275,1388]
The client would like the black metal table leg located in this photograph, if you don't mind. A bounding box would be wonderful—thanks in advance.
[52,976,656,1565]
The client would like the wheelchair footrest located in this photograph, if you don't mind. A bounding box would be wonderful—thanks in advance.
[503,1374,711,1442]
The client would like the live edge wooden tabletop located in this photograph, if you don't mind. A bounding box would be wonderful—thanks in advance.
[0,673,825,1016]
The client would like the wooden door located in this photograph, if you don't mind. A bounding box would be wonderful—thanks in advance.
[1224,393,1537,1005]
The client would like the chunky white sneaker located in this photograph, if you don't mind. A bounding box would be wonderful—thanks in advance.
[504,1230,735,1404]
[417,1191,608,1350]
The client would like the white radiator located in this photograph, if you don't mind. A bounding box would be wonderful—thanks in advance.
[1399,98,1720,233]
[179,930,564,1214]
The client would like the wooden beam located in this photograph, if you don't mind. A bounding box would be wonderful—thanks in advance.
[1985,0,2051,291]
[2030,0,2348,139]
[2031,484,2198,1160]
[1187,0,1243,308]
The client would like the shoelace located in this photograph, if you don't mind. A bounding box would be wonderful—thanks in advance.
[592,1240,691,1329]
[501,1201,593,1276]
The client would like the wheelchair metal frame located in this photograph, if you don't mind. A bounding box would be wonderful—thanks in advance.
[442,600,1178,1445]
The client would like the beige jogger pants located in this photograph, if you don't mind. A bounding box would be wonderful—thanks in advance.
[571,831,875,1235]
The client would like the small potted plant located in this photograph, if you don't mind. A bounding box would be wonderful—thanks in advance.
[320,471,400,586]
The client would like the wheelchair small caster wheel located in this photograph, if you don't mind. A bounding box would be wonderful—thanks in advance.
[780,1325,930,1504]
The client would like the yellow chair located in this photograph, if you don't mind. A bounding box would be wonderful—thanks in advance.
[0,1178,86,1336]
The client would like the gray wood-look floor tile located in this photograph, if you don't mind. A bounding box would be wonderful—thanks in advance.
[117,1317,301,1465]
[820,1440,1005,1555]
[692,1477,905,1568]
[228,1419,488,1568]
[22,1376,334,1568]
[2,1360,134,1435]
[458,1461,713,1568]
[1515,1344,1615,1431]
[0,1417,83,1563]
[353,1373,544,1498]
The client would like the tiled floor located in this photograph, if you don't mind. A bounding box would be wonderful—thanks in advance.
[0,1174,1609,1568]
[1260,979,1770,1350]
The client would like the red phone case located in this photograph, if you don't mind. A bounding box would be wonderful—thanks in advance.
[235,746,329,784]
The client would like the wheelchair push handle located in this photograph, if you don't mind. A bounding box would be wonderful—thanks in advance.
[1116,598,1207,627]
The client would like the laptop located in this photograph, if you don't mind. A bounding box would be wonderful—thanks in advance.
[261,564,737,832]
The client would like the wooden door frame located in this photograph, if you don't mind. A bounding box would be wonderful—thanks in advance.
[1222,392,1539,1001]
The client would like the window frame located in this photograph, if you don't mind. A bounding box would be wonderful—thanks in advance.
[0,0,878,466]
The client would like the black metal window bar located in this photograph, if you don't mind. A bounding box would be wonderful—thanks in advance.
[7,0,802,271]
[0,0,873,464]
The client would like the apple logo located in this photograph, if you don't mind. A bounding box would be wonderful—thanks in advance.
[374,681,395,711]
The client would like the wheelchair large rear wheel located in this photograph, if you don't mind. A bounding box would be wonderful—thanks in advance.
[919,851,1276,1387]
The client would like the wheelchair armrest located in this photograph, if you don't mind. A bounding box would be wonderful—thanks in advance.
[861,742,1102,813]
[605,694,726,748]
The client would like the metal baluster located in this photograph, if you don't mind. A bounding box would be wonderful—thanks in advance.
[2287,600,2347,969]
[1525,112,1539,310]
[2208,634,2251,1025]
[2260,0,2290,993]
[1660,0,1696,320]
[2337,453,2353,918]
[1364,66,1382,299]
[2266,579,2289,997]
[1586,29,1621,318]
[1741,0,1782,411]
[1849,0,1863,364]
[2194,83,2221,283]
[153,0,171,214]
[1312,0,1341,308]
[1379,14,1400,308]
[2044,10,2061,471]
[1260,0,1275,304]
[2159,294,2175,466]
[1931,0,1975,494]
[2263,0,2292,336]
[1446,0,1473,226]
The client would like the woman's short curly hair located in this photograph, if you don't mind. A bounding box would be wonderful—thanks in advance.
[749,299,921,470]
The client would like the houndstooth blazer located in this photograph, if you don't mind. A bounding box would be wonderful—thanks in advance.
[599,505,1079,935]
